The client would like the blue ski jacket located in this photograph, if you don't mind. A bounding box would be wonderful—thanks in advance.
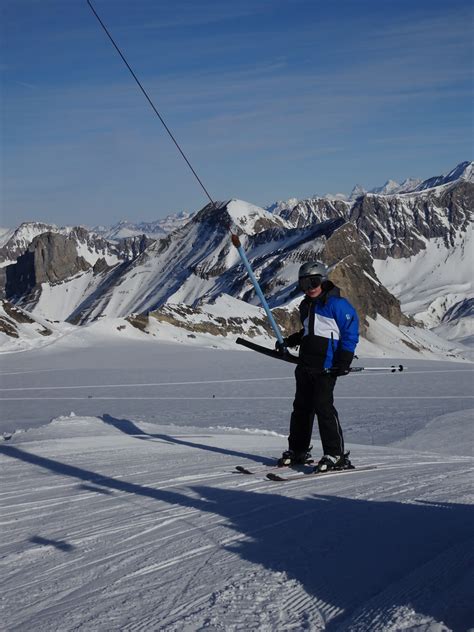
[286,283,359,371]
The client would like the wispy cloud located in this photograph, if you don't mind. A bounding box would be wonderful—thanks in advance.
[2,0,472,225]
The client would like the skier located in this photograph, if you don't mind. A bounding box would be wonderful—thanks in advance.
[276,261,359,472]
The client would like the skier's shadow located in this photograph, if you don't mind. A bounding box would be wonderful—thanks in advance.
[29,536,74,552]
[101,414,149,436]
[189,484,473,631]
[2,444,472,630]
[100,413,275,465]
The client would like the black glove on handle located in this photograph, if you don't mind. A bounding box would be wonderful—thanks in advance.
[275,330,303,353]
[332,349,354,376]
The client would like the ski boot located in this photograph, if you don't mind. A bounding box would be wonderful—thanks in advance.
[277,448,313,467]
[314,451,354,473]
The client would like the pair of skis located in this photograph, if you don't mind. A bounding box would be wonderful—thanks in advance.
[235,463,377,481]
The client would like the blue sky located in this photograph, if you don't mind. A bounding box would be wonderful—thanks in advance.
[1,0,473,228]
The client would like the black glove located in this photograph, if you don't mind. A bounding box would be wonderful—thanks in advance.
[275,340,286,354]
[331,350,354,377]
[333,366,351,376]
[284,330,304,348]
[275,330,303,354]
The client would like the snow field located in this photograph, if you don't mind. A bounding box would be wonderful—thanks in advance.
[1,416,472,631]
[0,340,473,631]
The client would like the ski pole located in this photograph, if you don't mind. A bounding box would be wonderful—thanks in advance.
[325,365,405,375]
[231,234,285,347]
[357,365,404,372]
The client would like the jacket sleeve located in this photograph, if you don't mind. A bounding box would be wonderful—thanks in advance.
[332,299,359,369]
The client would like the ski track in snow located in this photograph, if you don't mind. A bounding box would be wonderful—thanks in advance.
[1,345,473,631]
[1,420,473,632]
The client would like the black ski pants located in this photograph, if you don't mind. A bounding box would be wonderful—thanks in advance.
[288,365,344,457]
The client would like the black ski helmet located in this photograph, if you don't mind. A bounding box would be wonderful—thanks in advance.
[298,261,328,280]
[298,261,328,292]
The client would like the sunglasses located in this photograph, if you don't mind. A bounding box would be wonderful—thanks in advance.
[299,275,323,291]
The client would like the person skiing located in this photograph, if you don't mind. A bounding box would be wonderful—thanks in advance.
[276,261,359,472]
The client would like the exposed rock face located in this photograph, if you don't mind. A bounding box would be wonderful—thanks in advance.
[147,303,272,338]
[322,223,410,333]
[0,222,56,265]
[5,233,91,299]
[1,225,152,302]
[2,162,471,345]
[1,219,148,263]
[349,181,473,258]
[115,234,155,260]
[273,198,349,228]
[272,164,473,260]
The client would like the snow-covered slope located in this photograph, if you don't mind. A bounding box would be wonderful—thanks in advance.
[2,417,471,632]
[1,290,468,362]
[374,227,473,347]
[39,199,291,324]
[31,267,121,323]
[0,300,72,352]
[2,162,472,357]
[1,341,472,631]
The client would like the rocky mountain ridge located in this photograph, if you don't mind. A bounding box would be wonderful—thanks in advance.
[1,161,472,352]
[92,211,193,241]
[271,161,472,258]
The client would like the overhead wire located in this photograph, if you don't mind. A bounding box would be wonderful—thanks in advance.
[86,0,217,209]
[86,0,285,345]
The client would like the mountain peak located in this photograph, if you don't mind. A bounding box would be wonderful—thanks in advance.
[415,161,473,192]
[349,184,367,200]
[371,180,400,195]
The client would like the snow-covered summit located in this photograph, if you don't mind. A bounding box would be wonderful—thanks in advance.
[1,161,471,355]
[225,199,290,233]
[93,211,194,241]
[415,160,473,191]
[349,184,367,200]
[371,179,400,195]
[370,179,419,195]
[265,198,300,214]
[263,162,471,210]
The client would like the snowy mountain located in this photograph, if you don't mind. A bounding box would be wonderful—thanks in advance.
[414,160,473,191]
[0,222,59,267]
[374,225,473,347]
[349,184,367,200]
[92,211,194,241]
[6,199,406,343]
[272,161,472,259]
[1,161,472,355]
[370,177,423,195]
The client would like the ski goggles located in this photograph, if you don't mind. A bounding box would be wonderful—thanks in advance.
[299,275,323,291]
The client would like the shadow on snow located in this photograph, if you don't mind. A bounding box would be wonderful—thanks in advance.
[1,444,472,630]
[29,536,75,552]
[100,413,275,465]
